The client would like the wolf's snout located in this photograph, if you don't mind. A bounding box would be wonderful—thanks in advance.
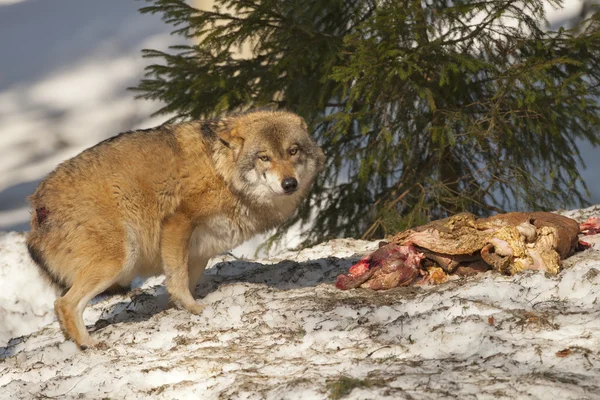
[281,177,298,193]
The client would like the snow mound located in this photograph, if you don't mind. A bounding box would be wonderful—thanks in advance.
[1,227,600,399]
[0,232,58,345]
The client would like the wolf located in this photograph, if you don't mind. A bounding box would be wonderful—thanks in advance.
[26,110,324,349]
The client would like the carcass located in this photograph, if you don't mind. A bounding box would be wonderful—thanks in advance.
[336,212,595,290]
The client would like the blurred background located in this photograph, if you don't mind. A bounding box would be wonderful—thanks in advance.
[0,0,598,249]
[0,0,176,230]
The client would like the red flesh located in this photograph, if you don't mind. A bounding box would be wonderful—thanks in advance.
[580,216,600,235]
[335,244,424,290]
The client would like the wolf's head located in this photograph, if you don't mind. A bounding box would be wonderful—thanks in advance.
[211,110,325,204]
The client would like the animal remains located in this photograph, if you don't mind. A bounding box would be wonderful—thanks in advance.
[336,212,597,290]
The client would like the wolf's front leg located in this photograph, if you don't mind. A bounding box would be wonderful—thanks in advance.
[161,213,205,315]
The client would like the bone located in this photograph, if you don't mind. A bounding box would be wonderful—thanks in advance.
[516,222,537,242]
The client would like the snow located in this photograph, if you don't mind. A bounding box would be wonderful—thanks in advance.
[0,232,58,345]
[1,207,600,399]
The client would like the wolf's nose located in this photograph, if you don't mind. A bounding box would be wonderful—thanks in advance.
[281,177,298,193]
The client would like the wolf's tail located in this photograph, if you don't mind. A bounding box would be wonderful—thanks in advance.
[26,228,67,290]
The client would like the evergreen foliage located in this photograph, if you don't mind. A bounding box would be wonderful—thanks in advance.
[133,0,600,246]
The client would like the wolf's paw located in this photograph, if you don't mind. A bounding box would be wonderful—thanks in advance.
[171,299,205,315]
[77,337,99,351]
[184,302,206,315]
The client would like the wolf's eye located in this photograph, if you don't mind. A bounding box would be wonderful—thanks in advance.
[259,155,270,162]
[289,147,299,156]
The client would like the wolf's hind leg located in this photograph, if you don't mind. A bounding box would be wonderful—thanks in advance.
[54,258,126,350]
[161,214,205,315]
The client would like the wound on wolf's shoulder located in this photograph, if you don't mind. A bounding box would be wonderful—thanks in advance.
[36,207,49,225]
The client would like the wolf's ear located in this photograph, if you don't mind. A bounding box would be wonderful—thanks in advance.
[315,146,325,172]
[298,117,308,131]
[217,126,245,159]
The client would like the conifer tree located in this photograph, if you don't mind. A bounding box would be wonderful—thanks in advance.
[133,0,600,246]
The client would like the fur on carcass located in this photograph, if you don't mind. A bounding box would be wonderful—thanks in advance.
[336,212,586,290]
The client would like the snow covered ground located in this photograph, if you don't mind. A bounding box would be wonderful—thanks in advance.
[1,205,600,399]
